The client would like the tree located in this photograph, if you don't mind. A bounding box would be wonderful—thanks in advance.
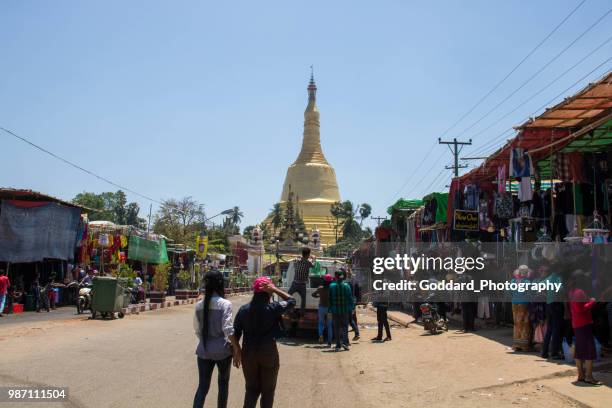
[269,203,284,237]
[228,206,244,227]
[243,225,256,240]
[72,190,145,228]
[153,197,205,244]
[358,203,372,226]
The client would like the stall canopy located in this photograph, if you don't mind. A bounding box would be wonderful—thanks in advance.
[128,235,169,264]
[456,71,612,184]
[0,200,82,262]
[387,198,424,215]
[536,119,612,178]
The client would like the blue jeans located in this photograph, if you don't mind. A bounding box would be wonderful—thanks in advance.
[193,356,232,408]
[0,294,6,314]
[318,306,333,344]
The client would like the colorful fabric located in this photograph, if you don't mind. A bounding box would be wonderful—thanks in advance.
[497,165,507,193]
[553,153,571,180]
[510,148,534,177]
[494,193,513,219]
[512,304,532,350]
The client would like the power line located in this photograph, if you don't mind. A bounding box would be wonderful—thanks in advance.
[463,35,612,152]
[384,141,437,205]
[436,0,586,140]
[468,57,612,158]
[385,0,586,207]
[454,6,612,140]
[1,125,164,205]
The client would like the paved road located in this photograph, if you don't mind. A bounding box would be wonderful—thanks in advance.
[1,297,611,407]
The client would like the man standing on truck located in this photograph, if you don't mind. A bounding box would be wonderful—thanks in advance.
[288,247,312,316]
[329,268,354,351]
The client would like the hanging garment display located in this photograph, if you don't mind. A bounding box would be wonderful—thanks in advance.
[497,165,507,193]
[518,177,533,202]
[494,192,513,219]
[464,184,479,210]
[510,148,534,177]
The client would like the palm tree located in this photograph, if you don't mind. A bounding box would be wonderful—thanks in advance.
[270,203,284,237]
[358,203,372,226]
[229,206,244,226]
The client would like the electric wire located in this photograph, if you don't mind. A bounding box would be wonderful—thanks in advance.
[387,0,587,206]
[436,0,586,141]
[0,125,164,205]
[454,6,612,141]
[464,34,612,153]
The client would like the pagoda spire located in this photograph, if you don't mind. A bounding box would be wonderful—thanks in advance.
[295,71,328,165]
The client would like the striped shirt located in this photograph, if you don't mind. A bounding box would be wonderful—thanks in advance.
[293,258,312,283]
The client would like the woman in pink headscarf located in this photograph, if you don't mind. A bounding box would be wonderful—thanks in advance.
[233,277,295,408]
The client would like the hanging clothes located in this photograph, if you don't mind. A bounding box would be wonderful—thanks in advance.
[510,148,534,178]
[464,185,479,210]
[494,192,513,219]
[497,165,507,194]
[518,177,533,202]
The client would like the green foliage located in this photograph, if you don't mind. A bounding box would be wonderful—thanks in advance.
[177,269,191,289]
[153,196,205,244]
[111,264,136,287]
[152,263,170,292]
[330,200,372,242]
[72,190,145,228]
[269,203,284,236]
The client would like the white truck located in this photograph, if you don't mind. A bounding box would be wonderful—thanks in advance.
[279,257,345,333]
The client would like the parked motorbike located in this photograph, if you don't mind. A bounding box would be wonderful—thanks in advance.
[419,302,448,335]
[74,283,93,314]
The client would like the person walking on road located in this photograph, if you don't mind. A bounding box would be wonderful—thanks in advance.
[568,271,601,386]
[372,300,392,341]
[329,269,354,351]
[193,270,241,408]
[312,273,333,346]
[0,269,10,317]
[234,277,295,408]
[288,247,312,316]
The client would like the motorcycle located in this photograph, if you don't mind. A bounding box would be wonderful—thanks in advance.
[419,302,448,335]
[73,282,93,314]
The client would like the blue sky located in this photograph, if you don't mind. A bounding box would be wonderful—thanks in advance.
[1,0,611,229]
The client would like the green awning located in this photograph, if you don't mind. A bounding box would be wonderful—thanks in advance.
[536,120,612,178]
[422,192,449,223]
[387,198,424,215]
[128,236,169,264]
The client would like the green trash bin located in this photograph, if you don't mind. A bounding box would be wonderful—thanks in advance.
[91,276,124,318]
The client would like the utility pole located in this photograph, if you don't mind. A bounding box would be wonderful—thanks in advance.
[370,216,387,227]
[438,137,472,177]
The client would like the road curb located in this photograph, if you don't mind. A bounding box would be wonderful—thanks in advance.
[121,290,252,316]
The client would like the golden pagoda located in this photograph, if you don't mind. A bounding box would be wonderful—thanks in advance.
[275,74,341,246]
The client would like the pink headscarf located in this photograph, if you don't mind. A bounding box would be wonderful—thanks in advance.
[253,276,273,293]
[323,274,332,282]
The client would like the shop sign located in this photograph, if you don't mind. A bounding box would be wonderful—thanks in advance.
[454,210,479,231]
